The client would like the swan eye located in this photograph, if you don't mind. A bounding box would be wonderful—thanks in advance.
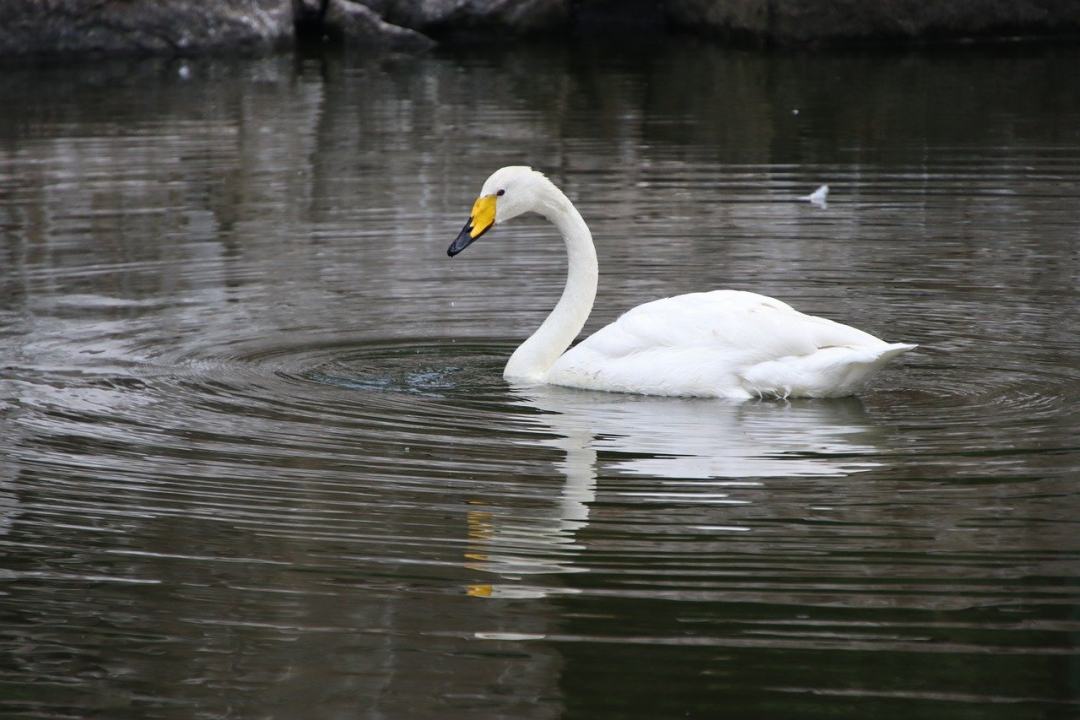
[496,189,505,197]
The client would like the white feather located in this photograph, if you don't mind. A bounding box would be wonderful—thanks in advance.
[800,184,829,207]
[550,291,914,398]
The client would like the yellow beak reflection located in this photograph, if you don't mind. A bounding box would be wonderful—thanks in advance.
[448,194,497,257]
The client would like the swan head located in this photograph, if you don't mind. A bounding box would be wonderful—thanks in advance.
[448,166,547,257]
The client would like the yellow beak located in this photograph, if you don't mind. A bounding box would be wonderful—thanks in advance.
[448,194,497,256]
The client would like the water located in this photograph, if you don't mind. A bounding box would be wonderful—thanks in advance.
[1,42,1079,718]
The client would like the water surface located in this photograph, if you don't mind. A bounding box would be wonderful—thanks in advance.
[1,42,1079,719]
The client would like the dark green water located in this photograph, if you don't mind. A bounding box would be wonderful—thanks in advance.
[1,41,1079,719]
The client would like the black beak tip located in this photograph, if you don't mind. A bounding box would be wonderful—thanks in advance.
[447,235,470,257]
[448,221,476,258]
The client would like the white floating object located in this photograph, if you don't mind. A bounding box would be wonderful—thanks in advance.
[800,184,829,207]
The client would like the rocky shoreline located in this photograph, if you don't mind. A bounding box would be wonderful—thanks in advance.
[1,0,1079,58]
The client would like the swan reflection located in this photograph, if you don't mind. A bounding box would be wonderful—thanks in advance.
[466,386,885,597]
[0,409,19,537]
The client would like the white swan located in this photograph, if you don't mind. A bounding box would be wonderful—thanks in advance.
[448,166,915,399]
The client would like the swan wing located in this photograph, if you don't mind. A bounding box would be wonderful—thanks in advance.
[547,290,913,398]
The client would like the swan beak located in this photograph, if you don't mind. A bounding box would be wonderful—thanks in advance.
[448,194,497,257]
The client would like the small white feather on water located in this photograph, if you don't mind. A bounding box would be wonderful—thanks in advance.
[800,184,829,208]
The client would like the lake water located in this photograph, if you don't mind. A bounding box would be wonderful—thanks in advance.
[1,40,1079,718]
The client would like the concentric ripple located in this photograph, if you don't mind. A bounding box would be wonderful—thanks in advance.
[4,314,1080,718]
[2,45,1080,720]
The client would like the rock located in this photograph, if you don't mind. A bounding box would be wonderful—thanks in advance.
[0,0,294,57]
[292,0,326,35]
[666,0,1080,45]
[358,0,570,36]
[322,0,435,51]
[4,0,1077,58]
[664,0,766,40]
[573,0,666,32]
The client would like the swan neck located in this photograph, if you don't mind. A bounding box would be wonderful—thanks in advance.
[505,187,598,381]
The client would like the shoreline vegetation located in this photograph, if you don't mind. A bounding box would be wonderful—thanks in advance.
[1,0,1079,59]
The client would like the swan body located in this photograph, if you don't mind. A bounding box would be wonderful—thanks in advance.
[448,167,914,399]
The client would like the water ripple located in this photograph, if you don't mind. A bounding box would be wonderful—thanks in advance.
[2,46,1079,720]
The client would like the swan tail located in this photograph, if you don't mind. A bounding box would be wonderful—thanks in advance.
[879,342,918,360]
[741,343,916,399]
